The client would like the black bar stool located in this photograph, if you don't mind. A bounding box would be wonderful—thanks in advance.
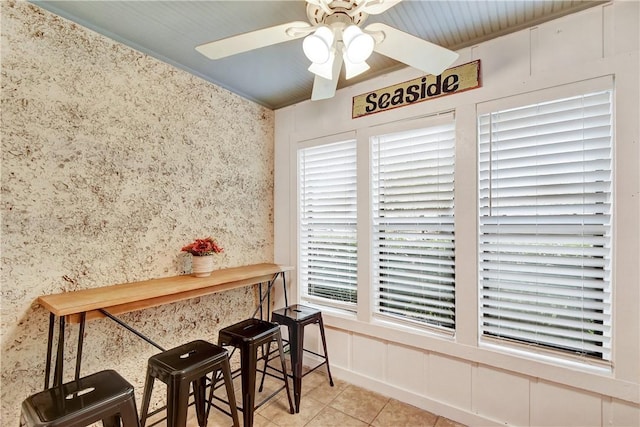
[218,318,294,427]
[268,304,334,413]
[20,369,139,427]
[139,340,239,427]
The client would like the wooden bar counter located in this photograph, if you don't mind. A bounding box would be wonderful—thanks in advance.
[39,263,293,323]
[37,263,293,389]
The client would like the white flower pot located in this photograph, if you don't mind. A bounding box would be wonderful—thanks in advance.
[192,255,214,277]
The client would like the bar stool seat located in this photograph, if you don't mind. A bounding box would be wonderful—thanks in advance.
[139,340,239,427]
[269,304,334,413]
[218,318,294,427]
[20,369,139,427]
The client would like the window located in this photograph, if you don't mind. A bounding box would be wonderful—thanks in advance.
[371,120,456,330]
[478,89,613,360]
[299,139,357,310]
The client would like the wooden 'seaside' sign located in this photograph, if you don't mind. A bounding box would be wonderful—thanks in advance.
[352,60,481,119]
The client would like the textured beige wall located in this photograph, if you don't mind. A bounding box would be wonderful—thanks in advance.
[1,1,275,423]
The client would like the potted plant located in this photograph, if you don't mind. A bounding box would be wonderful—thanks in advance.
[181,237,223,277]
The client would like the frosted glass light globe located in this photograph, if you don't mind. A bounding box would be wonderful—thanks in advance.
[343,25,374,63]
[303,26,334,64]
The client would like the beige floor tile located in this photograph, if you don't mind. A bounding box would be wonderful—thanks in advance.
[205,406,240,427]
[305,406,369,427]
[329,384,389,424]
[143,410,167,427]
[435,416,467,427]
[307,369,344,386]
[301,383,346,405]
[253,412,281,427]
[259,393,325,427]
[305,373,348,406]
[254,377,290,410]
[298,368,331,391]
[151,361,468,427]
[371,399,439,427]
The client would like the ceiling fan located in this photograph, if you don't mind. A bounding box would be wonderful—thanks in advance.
[196,0,459,101]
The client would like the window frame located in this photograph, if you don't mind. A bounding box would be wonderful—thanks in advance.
[297,132,359,313]
[476,76,615,364]
[369,116,457,332]
[296,114,459,336]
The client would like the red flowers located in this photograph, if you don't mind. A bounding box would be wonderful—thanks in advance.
[181,237,224,256]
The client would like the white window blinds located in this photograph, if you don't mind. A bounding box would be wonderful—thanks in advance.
[372,121,456,330]
[478,90,613,360]
[299,140,357,309]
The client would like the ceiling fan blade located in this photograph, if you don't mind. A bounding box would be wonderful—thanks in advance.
[196,21,312,60]
[361,0,403,15]
[311,55,344,101]
[311,75,338,101]
[366,23,459,76]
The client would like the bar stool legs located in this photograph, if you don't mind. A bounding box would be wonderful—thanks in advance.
[139,340,239,427]
[270,304,334,413]
[218,318,294,427]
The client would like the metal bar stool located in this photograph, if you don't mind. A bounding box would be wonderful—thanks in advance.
[139,340,239,427]
[218,318,294,427]
[266,304,334,413]
[20,369,139,427]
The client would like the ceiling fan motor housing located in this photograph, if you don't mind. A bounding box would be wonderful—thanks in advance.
[307,0,368,28]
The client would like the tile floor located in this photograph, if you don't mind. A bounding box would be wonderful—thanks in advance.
[144,363,466,427]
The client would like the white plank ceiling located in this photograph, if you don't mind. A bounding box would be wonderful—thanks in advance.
[32,0,603,109]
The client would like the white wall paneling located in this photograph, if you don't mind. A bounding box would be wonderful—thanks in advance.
[275,2,640,426]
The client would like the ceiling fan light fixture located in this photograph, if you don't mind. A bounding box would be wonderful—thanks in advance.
[343,53,370,79]
[308,50,336,80]
[342,24,374,63]
[303,26,334,64]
